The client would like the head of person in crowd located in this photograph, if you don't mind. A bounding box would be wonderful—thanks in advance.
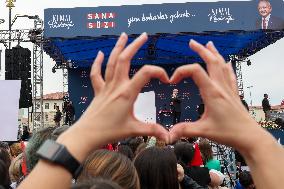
[25,126,69,172]
[0,147,11,168]
[174,142,195,166]
[198,139,213,163]
[9,153,23,184]
[78,149,139,189]
[72,178,123,189]
[155,139,166,148]
[239,171,255,189]
[134,142,147,157]
[0,159,11,189]
[9,143,22,158]
[128,137,144,153]
[117,145,134,160]
[134,147,179,189]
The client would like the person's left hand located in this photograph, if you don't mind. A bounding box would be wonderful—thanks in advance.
[69,33,170,152]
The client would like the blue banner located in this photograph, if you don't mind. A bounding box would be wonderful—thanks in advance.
[44,0,284,38]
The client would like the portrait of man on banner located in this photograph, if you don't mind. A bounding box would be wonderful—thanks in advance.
[256,0,284,30]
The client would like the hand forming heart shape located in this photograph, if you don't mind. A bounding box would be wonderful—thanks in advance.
[69,32,260,157]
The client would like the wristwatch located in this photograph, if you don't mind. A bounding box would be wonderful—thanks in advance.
[36,139,82,178]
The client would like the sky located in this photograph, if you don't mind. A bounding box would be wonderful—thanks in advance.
[0,0,283,106]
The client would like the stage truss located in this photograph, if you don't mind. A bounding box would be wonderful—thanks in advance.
[0,16,45,131]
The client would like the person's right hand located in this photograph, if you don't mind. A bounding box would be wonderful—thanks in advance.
[169,40,270,153]
[58,33,170,162]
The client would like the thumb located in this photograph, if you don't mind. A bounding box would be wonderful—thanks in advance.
[169,122,206,144]
[133,121,170,144]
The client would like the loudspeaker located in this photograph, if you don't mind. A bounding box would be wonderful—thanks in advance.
[5,47,32,108]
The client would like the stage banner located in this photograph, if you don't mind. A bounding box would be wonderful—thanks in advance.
[44,0,284,38]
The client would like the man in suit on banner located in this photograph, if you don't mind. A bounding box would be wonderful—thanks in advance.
[256,0,284,30]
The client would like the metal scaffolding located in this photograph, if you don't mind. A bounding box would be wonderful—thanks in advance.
[236,61,244,96]
[0,16,44,131]
[31,17,44,131]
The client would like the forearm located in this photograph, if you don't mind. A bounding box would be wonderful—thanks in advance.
[18,122,99,189]
[241,128,284,189]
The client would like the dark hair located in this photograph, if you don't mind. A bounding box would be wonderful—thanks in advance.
[174,142,195,165]
[128,138,144,153]
[78,150,139,189]
[0,148,11,168]
[198,139,213,164]
[0,159,11,188]
[239,171,254,188]
[134,147,179,189]
[72,178,123,189]
[117,145,134,160]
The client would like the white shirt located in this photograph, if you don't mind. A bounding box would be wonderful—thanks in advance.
[262,14,271,29]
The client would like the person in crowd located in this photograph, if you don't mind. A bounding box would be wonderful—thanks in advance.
[117,145,134,160]
[235,171,255,189]
[0,147,11,169]
[9,143,22,159]
[17,33,284,189]
[77,149,139,189]
[25,126,69,172]
[256,0,284,30]
[54,106,63,127]
[71,178,122,189]
[9,153,24,188]
[174,141,218,187]
[134,147,179,189]
[240,95,249,111]
[128,137,144,154]
[0,159,11,189]
[262,93,271,121]
[198,139,221,172]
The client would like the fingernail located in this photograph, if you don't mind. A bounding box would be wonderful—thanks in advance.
[208,41,215,48]
[97,50,103,55]
[121,32,127,37]
[189,39,197,45]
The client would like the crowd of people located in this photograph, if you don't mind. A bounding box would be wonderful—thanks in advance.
[1,33,284,189]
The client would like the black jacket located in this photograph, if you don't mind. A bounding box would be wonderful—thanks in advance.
[262,98,271,111]
[171,95,182,112]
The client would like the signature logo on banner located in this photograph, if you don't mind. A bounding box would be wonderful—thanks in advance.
[48,15,74,29]
[208,8,235,23]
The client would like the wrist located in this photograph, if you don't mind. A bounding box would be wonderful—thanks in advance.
[56,124,99,163]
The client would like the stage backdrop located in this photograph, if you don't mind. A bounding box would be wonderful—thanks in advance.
[69,64,207,125]
[44,0,284,38]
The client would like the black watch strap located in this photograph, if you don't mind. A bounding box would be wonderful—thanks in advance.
[36,139,82,178]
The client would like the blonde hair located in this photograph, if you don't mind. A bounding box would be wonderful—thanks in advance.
[9,153,23,182]
[78,149,140,189]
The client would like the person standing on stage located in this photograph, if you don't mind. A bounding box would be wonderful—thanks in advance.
[262,93,271,121]
[65,101,75,126]
[54,106,62,127]
[170,88,182,125]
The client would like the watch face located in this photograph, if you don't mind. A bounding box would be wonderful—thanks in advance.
[37,140,61,159]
